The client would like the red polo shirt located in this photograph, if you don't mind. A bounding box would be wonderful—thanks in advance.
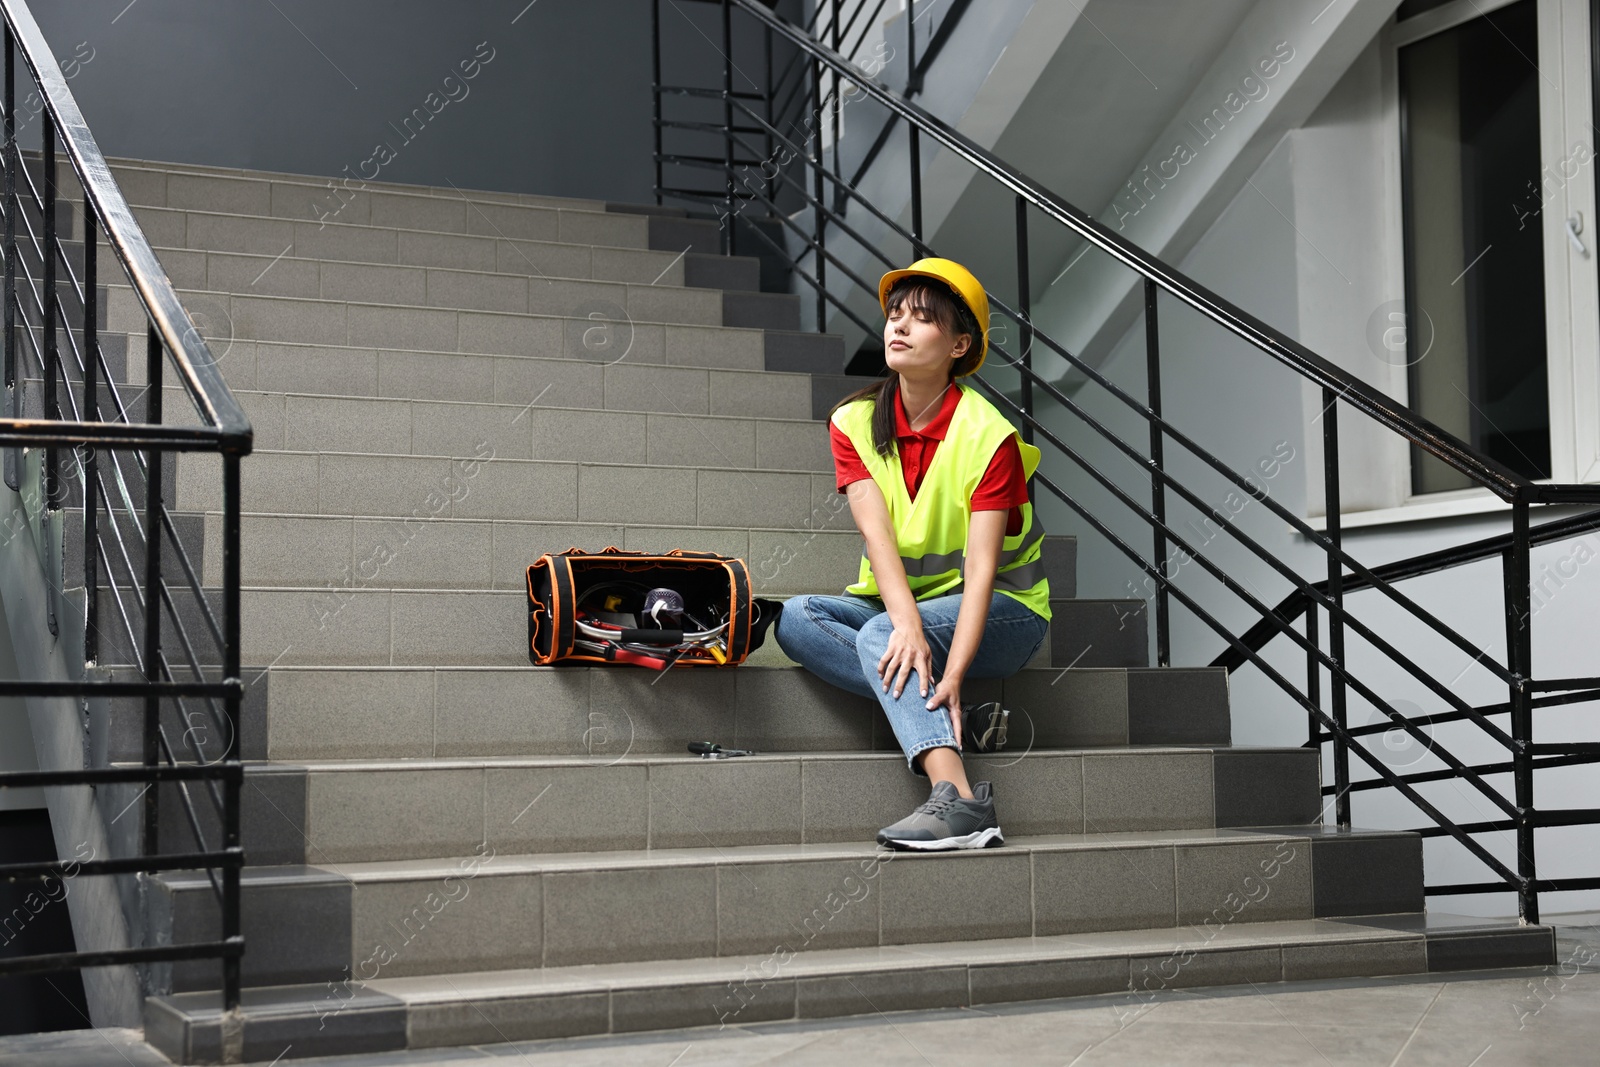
[830,384,1029,536]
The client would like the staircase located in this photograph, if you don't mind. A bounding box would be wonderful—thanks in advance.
[55,158,1552,1064]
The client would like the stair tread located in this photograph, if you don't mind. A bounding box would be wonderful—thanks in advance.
[228,742,1293,772]
[150,913,1531,1015]
[158,827,1360,888]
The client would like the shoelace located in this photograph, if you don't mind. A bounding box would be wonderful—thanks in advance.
[913,791,961,818]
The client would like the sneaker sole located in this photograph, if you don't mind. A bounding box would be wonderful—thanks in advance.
[879,826,1005,851]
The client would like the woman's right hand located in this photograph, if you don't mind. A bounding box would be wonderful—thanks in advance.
[878,622,934,699]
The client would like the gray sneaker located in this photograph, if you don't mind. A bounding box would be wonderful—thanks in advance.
[876,781,1004,851]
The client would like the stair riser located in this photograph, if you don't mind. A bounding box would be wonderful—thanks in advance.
[218,343,818,420]
[194,749,1321,866]
[108,287,774,368]
[130,203,692,282]
[199,514,868,594]
[150,382,832,472]
[175,452,848,529]
[145,917,1557,1063]
[100,167,646,243]
[151,830,1423,993]
[252,666,1227,761]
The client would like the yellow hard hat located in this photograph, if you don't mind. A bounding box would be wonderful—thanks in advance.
[878,257,990,374]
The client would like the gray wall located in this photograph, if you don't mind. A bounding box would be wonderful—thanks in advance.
[28,0,790,203]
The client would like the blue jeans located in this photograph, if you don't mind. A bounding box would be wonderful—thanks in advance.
[775,592,1049,772]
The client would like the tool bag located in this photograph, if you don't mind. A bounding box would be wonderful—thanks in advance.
[526,546,783,668]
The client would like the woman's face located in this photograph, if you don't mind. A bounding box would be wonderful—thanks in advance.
[884,298,970,379]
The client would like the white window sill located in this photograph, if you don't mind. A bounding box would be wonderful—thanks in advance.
[1303,488,1510,532]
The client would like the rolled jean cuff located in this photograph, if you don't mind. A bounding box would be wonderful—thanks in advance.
[903,734,958,775]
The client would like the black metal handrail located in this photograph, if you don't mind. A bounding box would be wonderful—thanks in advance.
[655,0,1600,924]
[0,0,249,1013]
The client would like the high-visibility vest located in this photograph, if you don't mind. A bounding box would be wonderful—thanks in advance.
[832,383,1051,620]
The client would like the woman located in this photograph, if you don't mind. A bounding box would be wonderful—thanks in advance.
[775,258,1051,851]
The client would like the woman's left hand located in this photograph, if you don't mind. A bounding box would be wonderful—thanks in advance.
[926,674,963,749]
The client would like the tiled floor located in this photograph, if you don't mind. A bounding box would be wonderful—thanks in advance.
[8,914,1597,1067]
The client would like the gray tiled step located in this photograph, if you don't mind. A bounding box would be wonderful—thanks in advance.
[146,827,1412,993]
[141,914,1556,1063]
[106,286,841,374]
[131,247,806,333]
[200,746,1322,867]
[1051,599,1148,669]
[204,339,820,420]
[167,387,834,472]
[199,513,877,594]
[127,203,701,282]
[251,664,1225,761]
[173,450,860,529]
[78,161,643,244]
[83,156,614,214]
[684,252,760,292]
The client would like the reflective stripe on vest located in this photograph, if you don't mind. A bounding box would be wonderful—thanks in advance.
[832,383,1051,620]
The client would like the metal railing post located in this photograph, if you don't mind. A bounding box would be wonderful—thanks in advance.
[82,197,97,662]
[722,0,736,256]
[1322,387,1351,827]
[907,0,921,93]
[1305,605,1321,747]
[908,124,922,255]
[1504,493,1537,923]
[651,0,663,206]
[830,0,842,205]
[811,58,826,333]
[1145,279,1169,667]
[141,323,161,858]
[3,28,14,493]
[1014,195,1032,444]
[41,109,57,510]
[222,449,243,1010]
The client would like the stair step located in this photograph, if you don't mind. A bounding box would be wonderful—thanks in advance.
[247,663,1221,760]
[105,286,841,374]
[129,203,700,282]
[87,160,641,243]
[187,746,1321,867]
[141,914,1555,1063]
[161,387,834,472]
[135,246,804,334]
[94,156,614,214]
[146,826,1421,994]
[193,513,872,593]
[174,450,851,528]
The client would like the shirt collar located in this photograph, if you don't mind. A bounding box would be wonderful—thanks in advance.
[894,382,961,441]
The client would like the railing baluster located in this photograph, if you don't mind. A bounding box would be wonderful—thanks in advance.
[1014,195,1032,445]
[908,124,922,255]
[1504,494,1537,923]
[906,0,921,93]
[722,0,735,256]
[82,198,97,663]
[222,450,243,1011]
[142,323,161,859]
[41,110,57,510]
[651,0,663,206]
[3,28,14,493]
[1322,387,1351,827]
[1145,279,1169,667]
[811,57,826,333]
[830,0,841,208]
[1306,605,1320,748]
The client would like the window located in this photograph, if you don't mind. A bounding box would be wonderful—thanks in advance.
[1399,0,1550,492]
[1389,0,1600,496]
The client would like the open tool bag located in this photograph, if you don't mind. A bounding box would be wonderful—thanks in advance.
[526,546,783,668]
